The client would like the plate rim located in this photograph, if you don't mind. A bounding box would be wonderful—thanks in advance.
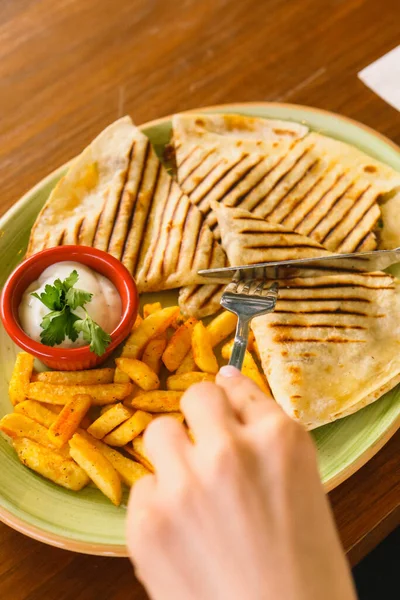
[1,101,399,555]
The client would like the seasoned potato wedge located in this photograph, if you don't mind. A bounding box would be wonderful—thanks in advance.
[132,314,143,331]
[14,400,58,428]
[192,322,219,374]
[222,341,270,395]
[162,317,197,372]
[121,306,180,359]
[153,412,185,424]
[143,302,162,318]
[27,382,132,405]
[167,372,215,390]
[78,430,150,486]
[103,410,153,446]
[69,433,122,506]
[126,435,154,472]
[9,353,34,406]
[87,403,133,439]
[176,350,198,375]
[206,311,237,347]
[130,390,182,413]
[31,368,114,385]
[43,403,63,414]
[115,358,160,391]
[13,437,90,491]
[0,413,68,455]
[113,366,131,384]
[47,394,92,448]
[142,338,167,375]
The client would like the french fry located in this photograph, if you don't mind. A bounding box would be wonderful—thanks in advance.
[132,314,143,331]
[47,395,92,448]
[170,312,185,330]
[69,433,122,506]
[9,352,34,405]
[31,368,115,385]
[167,372,215,390]
[126,435,154,472]
[122,390,141,408]
[14,400,57,428]
[100,404,116,415]
[80,414,93,430]
[192,322,219,374]
[113,366,131,384]
[121,306,180,359]
[43,403,63,415]
[176,350,198,375]
[130,390,182,413]
[162,317,197,371]
[27,382,132,405]
[221,339,234,360]
[78,430,150,486]
[87,403,133,439]
[222,341,270,395]
[143,302,162,318]
[0,413,68,454]
[142,337,167,375]
[13,438,90,491]
[114,366,143,400]
[115,358,160,391]
[206,311,237,347]
[103,410,152,446]
[153,412,185,424]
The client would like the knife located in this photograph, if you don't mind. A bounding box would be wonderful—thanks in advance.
[198,247,400,282]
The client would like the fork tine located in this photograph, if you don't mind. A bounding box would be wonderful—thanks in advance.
[254,280,265,295]
[241,281,251,295]
[262,281,279,297]
[226,280,240,293]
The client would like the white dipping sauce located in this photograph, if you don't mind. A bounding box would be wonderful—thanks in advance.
[19,261,122,348]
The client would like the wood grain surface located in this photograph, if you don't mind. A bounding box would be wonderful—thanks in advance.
[1,0,399,597]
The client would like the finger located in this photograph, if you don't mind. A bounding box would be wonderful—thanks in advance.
[127,473,157,549]
[181,381,237,441]
[216,366,277,424]
[143,416,190,480]
[128,473,156,515]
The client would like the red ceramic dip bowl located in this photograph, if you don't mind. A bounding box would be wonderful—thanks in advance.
[0,246,138,370]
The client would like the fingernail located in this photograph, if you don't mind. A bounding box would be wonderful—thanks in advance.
[219,365,241,378]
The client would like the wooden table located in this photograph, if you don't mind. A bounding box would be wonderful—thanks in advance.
[1,0,399,597]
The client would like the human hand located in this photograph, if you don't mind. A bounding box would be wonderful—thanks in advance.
[127,366,356,600]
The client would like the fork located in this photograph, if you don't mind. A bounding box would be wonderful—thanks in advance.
[220,280,279,370]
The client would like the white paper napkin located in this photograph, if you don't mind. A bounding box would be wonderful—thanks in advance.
[358,45,400,111]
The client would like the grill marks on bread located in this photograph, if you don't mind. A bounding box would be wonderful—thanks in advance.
[173,116,400,254]
[27,117,227,292]
[266,273,394,345]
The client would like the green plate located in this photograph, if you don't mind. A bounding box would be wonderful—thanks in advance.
[1,103,400,556]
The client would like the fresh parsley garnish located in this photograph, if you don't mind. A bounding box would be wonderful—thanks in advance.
[31,270,111,356]
[74,315,112,356]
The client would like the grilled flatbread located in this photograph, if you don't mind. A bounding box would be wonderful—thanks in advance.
[173,112,308,144]
[173,114,400,253]
[251,272,400,429]
[173,113,308,233]
[27,117,137,256]
[213,203,330,265]
[179,284,225,318]
[179,203,332,318]
[27,117,227,291]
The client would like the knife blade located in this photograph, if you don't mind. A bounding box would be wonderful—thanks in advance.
[198,247,400,282]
